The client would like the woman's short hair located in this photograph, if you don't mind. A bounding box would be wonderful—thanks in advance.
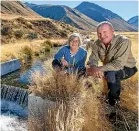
[67,33,82,46]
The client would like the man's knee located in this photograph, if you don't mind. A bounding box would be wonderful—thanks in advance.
[105,71,117,83]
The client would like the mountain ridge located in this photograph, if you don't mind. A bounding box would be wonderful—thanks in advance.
[25,2,99,31]
[128,16,138,28]
[75,1,137,31]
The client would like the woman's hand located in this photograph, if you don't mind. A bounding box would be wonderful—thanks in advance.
[61,58,69,67]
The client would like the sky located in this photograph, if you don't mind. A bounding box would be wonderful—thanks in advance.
[23,0,138,21]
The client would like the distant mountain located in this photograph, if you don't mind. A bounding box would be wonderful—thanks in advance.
[128,16,138,28]
[25,2,98,31]
[75,2,137,31]
[1,1,42,18]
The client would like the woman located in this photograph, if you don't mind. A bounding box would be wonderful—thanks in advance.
[52,33,87,77]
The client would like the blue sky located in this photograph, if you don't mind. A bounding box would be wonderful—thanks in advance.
[23,1,138,21]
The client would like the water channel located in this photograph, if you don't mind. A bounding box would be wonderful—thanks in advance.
[1,47,60,131]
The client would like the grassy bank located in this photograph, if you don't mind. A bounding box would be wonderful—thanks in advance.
[1,39,66,63]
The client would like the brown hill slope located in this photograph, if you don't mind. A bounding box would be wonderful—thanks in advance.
[1,17,78,44]
[1,1,82,44]
[1,1,42,19]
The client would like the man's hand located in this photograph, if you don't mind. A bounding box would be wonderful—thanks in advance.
[86,65,104,79]
[61,58,69,67]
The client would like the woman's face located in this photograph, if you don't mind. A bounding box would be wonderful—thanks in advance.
[69,37,79,49]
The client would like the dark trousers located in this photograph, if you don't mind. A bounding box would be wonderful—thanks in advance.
[52,59,86,78]
[104,66,137,106]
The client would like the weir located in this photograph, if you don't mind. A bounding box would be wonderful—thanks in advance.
[1,84,29,108]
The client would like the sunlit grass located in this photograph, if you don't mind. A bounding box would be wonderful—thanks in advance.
[121,73,138,111]
[28,59,112,131]
[1,39,66,63]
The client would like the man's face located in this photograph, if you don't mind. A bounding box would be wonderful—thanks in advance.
[97,24,114,45]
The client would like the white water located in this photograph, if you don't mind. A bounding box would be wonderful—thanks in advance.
[1,100,28,131]
[0,115,27,131]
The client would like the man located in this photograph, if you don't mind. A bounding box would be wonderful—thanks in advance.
[87,21,137,106]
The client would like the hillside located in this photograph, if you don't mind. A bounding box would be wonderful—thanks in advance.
[75,2,137,31]
[128,16,138,28]
[1,1,42,19]
[1,1,80,44]
[25,2,98,31]
[1,17,79,44]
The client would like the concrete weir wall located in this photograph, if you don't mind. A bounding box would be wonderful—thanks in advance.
[1,84,28,117]
[1,59,21,76]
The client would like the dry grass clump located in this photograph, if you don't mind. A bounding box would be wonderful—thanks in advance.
[30,70,82,101]
[82,91,112,131]
[46,97,86,131]
[28,97,85,131]
[26,32,38,41]
[28,61,112,131]
[29,68,86,131]
[1,25,13,36]
[121,73,138,111]
[42,40,53,47]
[14,30,24,39]
[21,45,33,59]
[1,42,36,62]
[40,40,53,52]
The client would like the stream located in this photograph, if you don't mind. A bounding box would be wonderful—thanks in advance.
[1,47,60,131]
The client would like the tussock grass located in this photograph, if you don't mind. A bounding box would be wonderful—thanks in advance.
[30,70,83,101]
[82,91,111,131]
[121,73,138,111]
[40,40,53,52]
[28,60,112,131]
[1,42,37,62]
[21,45,33,59]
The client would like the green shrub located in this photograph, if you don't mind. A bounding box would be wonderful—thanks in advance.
[53,42,61,47]
[34,51,40,56]
[27,32,38,41]
[14,30,24,39]
[42,40,53,47]
[41,40,52,52]
[16,17,27,24]
[21,46,33,59]
[43,45,51,52]
[1,26,12,36]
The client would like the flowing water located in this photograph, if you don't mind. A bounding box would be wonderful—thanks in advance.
[0,115,27,131]
[1,85,28,131]
[1,47,60,131]
[1,46,60,87]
